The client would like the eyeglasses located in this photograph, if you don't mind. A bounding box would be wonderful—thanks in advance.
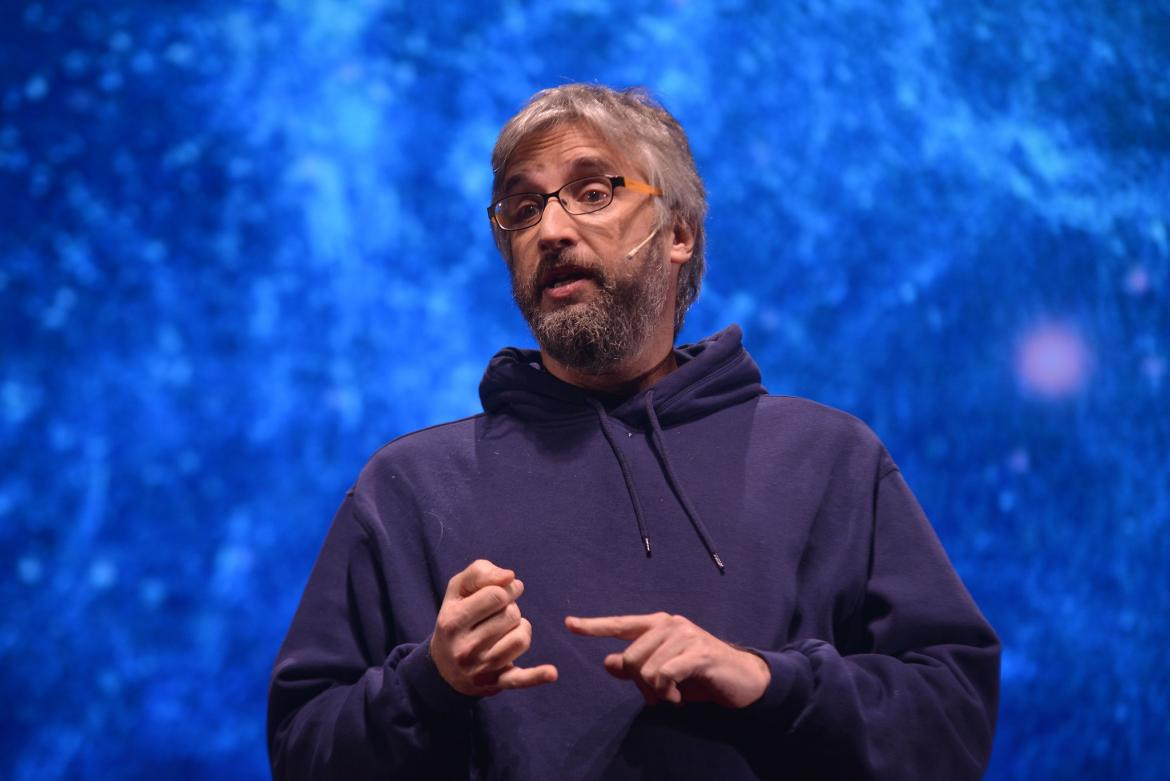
[488,175,662,232]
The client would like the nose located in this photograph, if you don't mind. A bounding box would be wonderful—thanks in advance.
[536,196,578,252]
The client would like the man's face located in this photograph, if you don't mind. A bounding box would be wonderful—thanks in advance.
[501,123,673,374]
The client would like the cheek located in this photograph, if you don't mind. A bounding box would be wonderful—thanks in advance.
[506,240,539,284]
[511,238,527,261]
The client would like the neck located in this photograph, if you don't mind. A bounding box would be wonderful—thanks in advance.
[542,334,679,396]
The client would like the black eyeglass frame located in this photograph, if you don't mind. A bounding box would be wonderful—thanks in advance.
[487,175,663,232]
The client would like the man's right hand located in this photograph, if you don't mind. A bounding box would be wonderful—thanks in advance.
[430,559,558,696]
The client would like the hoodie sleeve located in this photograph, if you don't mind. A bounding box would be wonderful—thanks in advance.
[745,467,1000,780]
[266,493,475,780]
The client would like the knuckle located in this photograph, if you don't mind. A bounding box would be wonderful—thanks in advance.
[452,641,475,666]
[505,603,522,623]
[435,611,458,636]
[478,648,501,669]
[485,642,515,668]
[515,630,532,653]
[487,642,518,668]
[485,585,509,609]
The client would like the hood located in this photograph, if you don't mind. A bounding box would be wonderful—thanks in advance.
[478,325,767,573]
[479,324,767,428]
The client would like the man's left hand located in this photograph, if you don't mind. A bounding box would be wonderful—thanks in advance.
[565,613,770,708]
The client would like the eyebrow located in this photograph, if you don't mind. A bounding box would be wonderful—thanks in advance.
[503,156,616,195]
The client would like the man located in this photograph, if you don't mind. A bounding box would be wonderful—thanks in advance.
[267,84,1000,780]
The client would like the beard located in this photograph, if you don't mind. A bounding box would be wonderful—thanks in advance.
[511,240,671,375]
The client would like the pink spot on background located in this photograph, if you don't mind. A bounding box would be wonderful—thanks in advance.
[1142,355,1166,388]
[1015,322,1092,399]
[1007,447,1030,474]
[1123,265,1150,295]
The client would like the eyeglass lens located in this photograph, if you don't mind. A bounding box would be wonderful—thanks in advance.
[495,176,614,230]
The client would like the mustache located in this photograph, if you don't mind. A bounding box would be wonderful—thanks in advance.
[529,250,608,293]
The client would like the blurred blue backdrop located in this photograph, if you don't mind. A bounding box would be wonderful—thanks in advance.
[2,1,1168,778]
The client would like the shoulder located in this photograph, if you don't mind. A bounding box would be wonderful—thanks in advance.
[352,413,486,491]
[753,395,896,474]
[755,394,879,441]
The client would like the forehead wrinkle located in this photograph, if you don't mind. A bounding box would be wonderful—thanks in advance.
[502,125,635,194]
[504,156,617,195]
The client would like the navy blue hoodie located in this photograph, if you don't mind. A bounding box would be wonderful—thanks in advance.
[268,325,999,780]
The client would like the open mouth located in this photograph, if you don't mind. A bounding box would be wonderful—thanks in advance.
[540,264,597,291]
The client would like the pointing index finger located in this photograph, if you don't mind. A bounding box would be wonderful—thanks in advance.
[565,614,658,640]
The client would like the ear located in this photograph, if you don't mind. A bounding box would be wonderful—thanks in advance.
[668,216,695,267]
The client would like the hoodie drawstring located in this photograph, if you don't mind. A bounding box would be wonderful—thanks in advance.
[643,391,726,574]
[586,392,726,574]
[588,397,652,556]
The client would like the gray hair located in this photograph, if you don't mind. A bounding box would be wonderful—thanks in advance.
[490,84,707,335]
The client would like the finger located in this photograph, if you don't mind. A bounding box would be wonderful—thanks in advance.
[624,650,684,706]
[446,559,514,600]
[634,667,681,705]
[459,580,524,626]
[564,613,664,640]
[637,630,696,687]
[456,603,523,664]
[479,616,535,670]
[634,676,661,706]
[495,664,558,689]
[641,641,696,700]
[659,657,707,705]
[598,624,670,681]
[616,622,673,674]
[656,654,701,693]
[472,600,523,637]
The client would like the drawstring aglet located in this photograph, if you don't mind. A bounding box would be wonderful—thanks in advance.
[711,552,726,574]
[642,536,652,557]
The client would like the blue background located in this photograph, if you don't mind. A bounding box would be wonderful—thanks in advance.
[2,1,1168,778]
